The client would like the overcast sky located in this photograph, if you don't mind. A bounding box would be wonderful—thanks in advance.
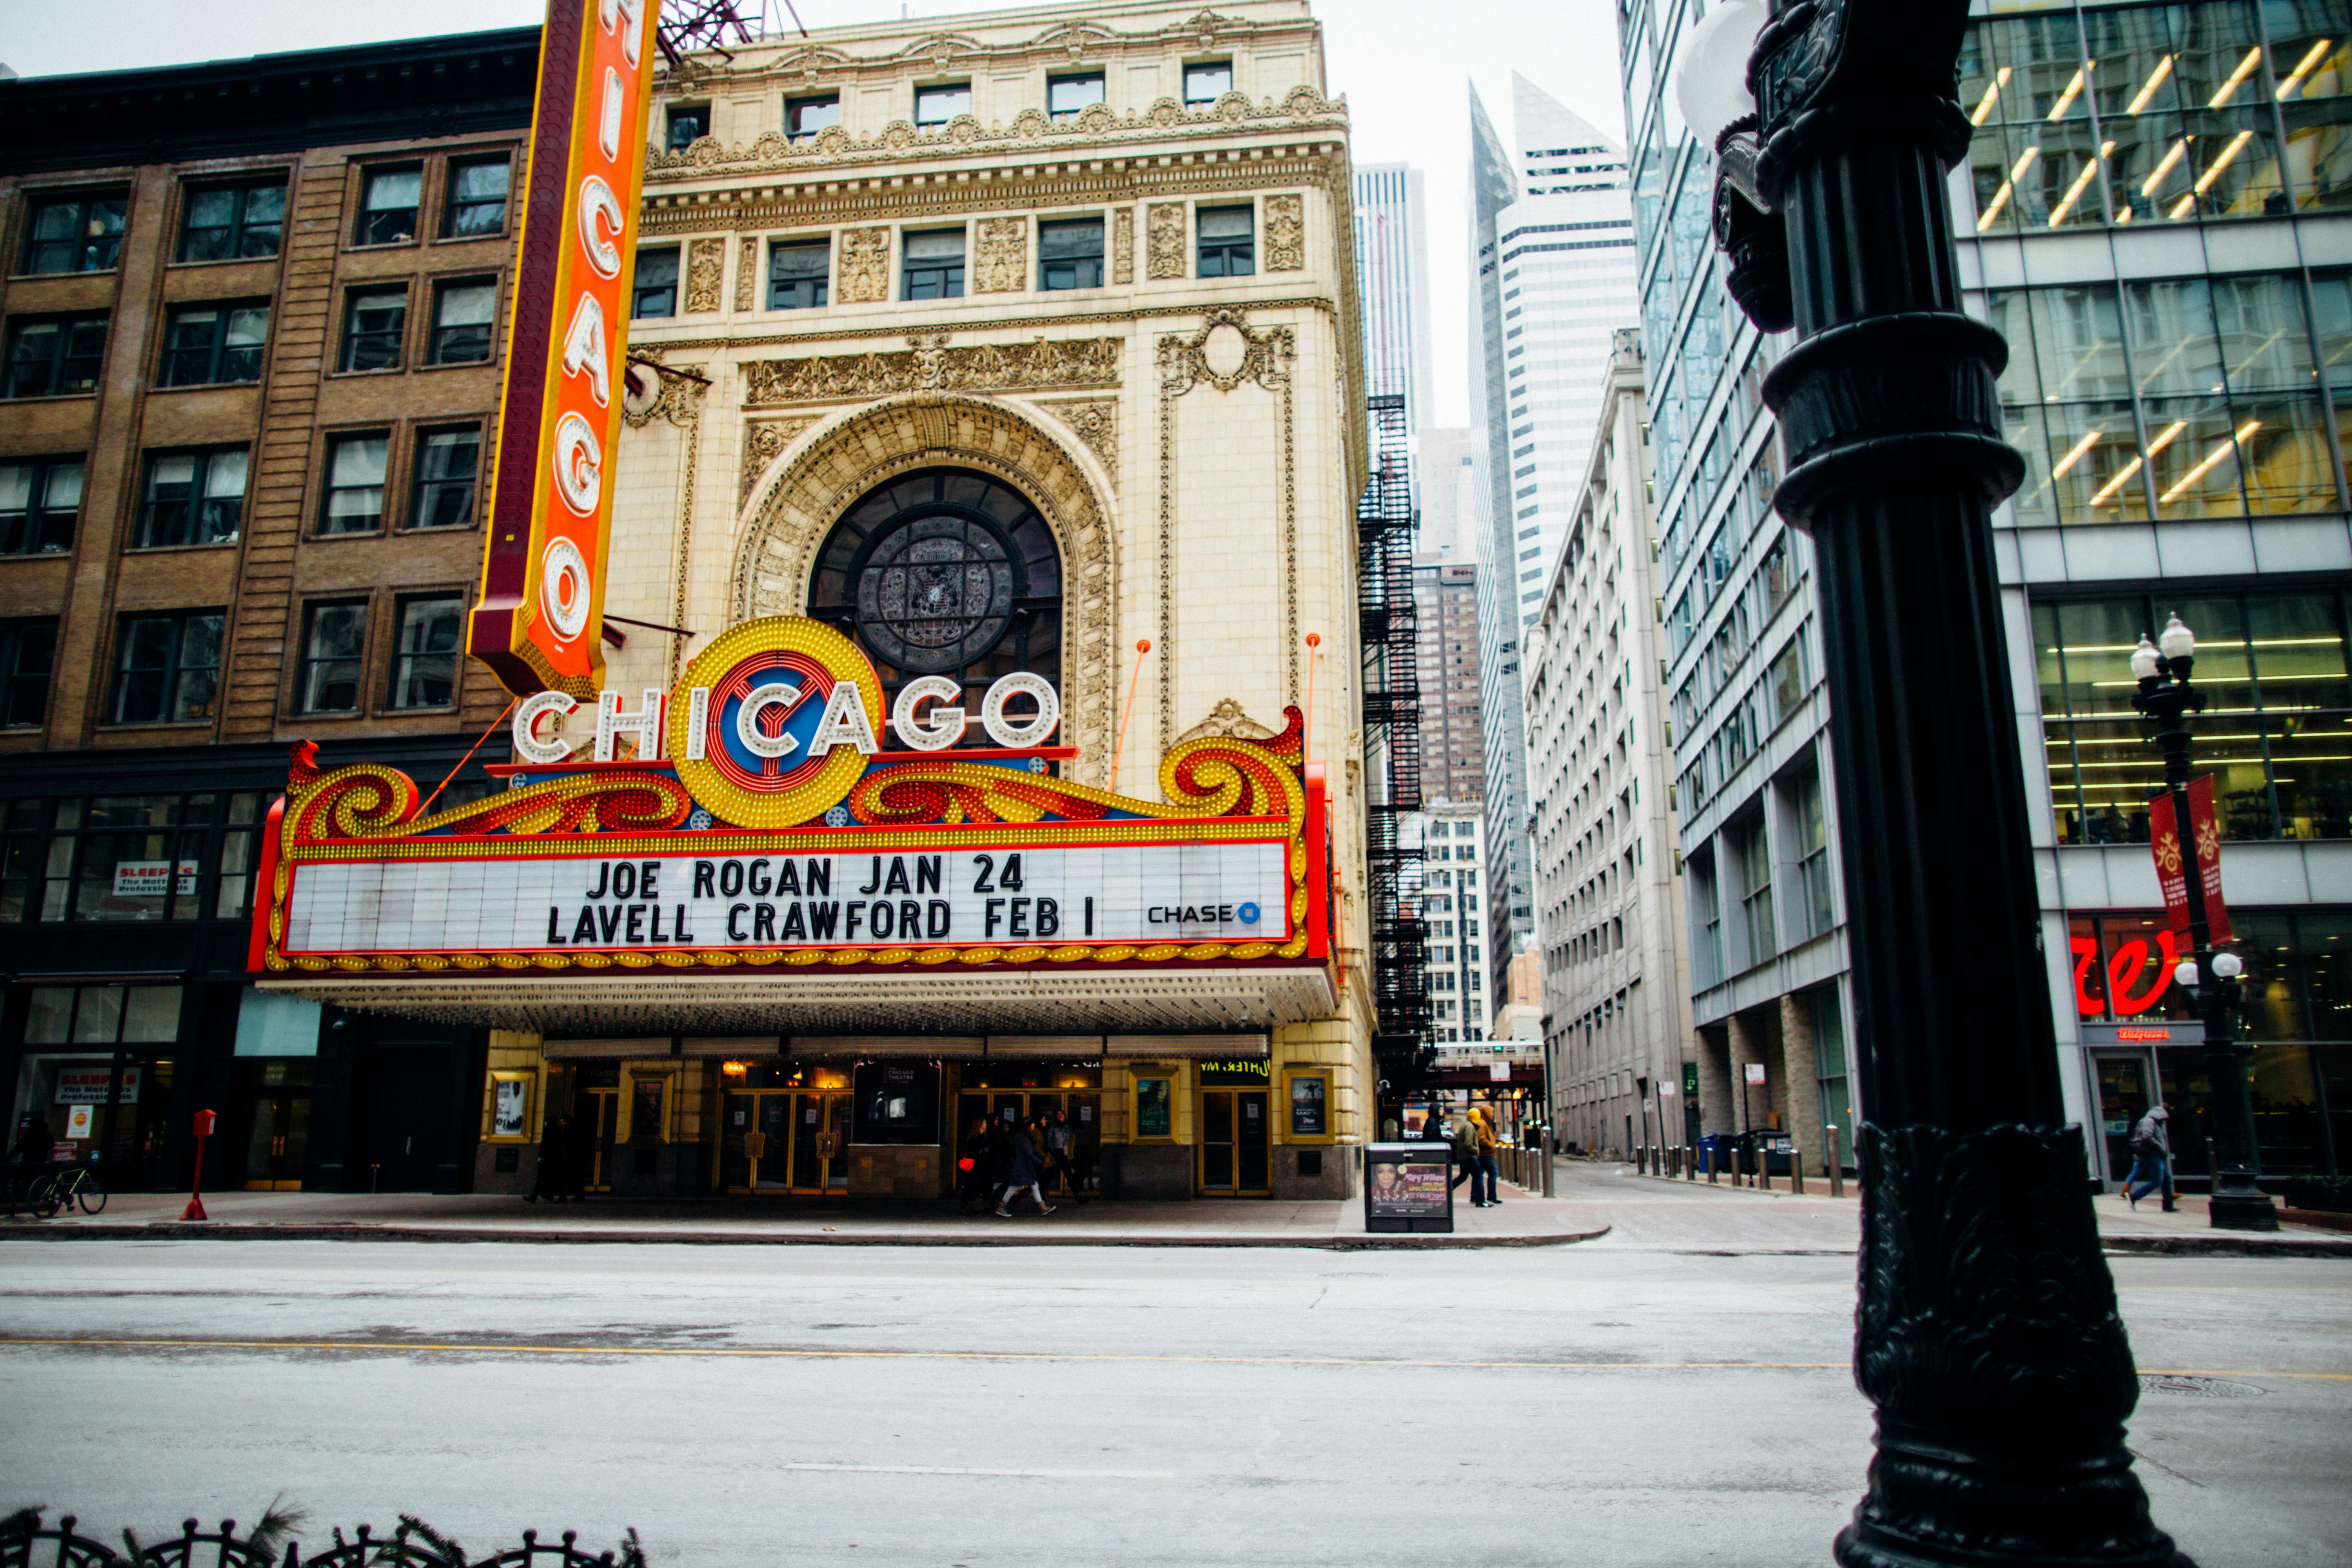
[2,0,1630,428]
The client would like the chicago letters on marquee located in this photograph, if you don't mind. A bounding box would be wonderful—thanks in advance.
[251,616,1332,980]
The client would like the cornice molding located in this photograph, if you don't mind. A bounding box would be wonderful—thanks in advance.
[624,293,1343,354]
[645,85,1346,184]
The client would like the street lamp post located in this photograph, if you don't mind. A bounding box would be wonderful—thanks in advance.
[1678,2,2189,1565]
[2130,616,2279,1232]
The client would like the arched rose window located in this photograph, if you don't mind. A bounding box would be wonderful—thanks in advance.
[807,468,1062,748]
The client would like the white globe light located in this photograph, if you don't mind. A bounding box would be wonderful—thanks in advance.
[2174,959,2201,989]
[1675,0,1765,147]
[2212,951,2245,979]
[2129,635,2161,681]
[2158,612,2196,661]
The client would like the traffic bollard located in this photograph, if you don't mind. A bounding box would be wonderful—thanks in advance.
[1827,1125,1844,1199]
[1706,1146,1718,1184]
[1758,1145,1771,1193]
[1792,1147,1806,1196]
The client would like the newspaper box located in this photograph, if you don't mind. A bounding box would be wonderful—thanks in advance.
[1364,1140,1453,1234]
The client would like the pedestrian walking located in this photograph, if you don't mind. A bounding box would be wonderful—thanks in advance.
[995,1117,1056,1216]
[1045,1109,1087,1205]
[956,1116,993,1212]
[2125,1104,2177,1212]
[1442,1105,1476,1194]
[1468,1105,1502,1207]
[526,1113,574,1203]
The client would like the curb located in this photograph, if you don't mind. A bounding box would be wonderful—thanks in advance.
[2101,1232,2352,1259]
[0,1221,1612,1252]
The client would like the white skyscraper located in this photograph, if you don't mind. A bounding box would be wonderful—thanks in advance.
[1352,163,1434,436]
[1469,72,1640,1004]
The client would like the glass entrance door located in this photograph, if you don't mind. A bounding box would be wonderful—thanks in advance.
[2094,1051,2157,1185]
[241,1090,309,1189]
[1200,1088,1271,1195]
[723,1090,847,1194]
[583,1087,620,1192]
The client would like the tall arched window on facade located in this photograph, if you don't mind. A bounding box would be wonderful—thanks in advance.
[806,467,1062,749]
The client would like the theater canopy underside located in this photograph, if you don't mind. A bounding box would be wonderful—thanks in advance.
[257,964,1337,1036]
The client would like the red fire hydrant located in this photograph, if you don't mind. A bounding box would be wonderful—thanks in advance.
[182,1108,216,1221]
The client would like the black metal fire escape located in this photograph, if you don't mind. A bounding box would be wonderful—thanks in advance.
[1358,393,1431,1091]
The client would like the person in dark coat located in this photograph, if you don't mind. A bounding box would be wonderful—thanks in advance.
[957,1117,994,1212]
[1044,1109,1087,1205]
[526,1114,573,1203]
[994,1117,1055,1216]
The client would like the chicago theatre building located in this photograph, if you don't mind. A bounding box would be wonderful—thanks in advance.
[245,0,1376,1201]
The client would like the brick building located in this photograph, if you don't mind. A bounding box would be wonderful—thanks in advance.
[0,31,538,1193]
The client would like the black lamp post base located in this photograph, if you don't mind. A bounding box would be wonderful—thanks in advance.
[1843,1125,2189,1568]
[2207,1190,2280,1232]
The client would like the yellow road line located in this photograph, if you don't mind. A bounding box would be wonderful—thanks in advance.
[0,1338,2345,1380]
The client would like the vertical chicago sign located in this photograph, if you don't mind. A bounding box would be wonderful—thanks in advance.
[469,0,657,698]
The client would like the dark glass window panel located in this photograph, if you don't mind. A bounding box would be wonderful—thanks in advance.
[136,449,247,549]
[358,167,421,245]
[340,288,407,372]
[2266,713,2352,838]
[22,193,127,274]
[179,182,286,261]
[391,597,462,709]
[806,467,1062,743]
[1197,204,1254,277]
[1038,218,1104,290]
[768,241,830,310]
[2247,591,2352,710]
[320,434,389,535]
[158,303,269,386]
[1048,72,1105,120]
[445,159,511,238]
[665,106,708,151]
[428,281,496,364]
[4,314,109,399]
[786,95,840,138]
[1971,120,2111,232]
[2230,392,2342,511]
[111,611,223,725]
[1183,61,1232,105]
[0,618,57,729]
[411,428,481,528]
[0,459,82,556]
[2238,910,2313,1040]
[298,602,368,715]
[914,82,971,127]
[633,249,679,318]
[902,229,965,300]
[2141,394,2255,517]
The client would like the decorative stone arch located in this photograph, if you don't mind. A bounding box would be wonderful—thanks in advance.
[733,392,1118,785]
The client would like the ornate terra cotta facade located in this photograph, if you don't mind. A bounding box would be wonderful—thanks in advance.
[255,2,1374,1204]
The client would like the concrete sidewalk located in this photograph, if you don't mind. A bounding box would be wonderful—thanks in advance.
[0,1177,1608,1250]
[1603,1158,2352,1256]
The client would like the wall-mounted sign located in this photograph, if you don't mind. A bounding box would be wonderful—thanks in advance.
[1683,1062,1700,1098]
[64,1104,96,1140]
[55,1066,139,1105]
[1744,1062,1766,1085]
[470,0,657,698]
[252,618,1329,987]
[113,861,198,898]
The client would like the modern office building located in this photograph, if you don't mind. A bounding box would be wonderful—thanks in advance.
[1417,425,1476,558]
[1353,161,1434,441]
[1468,72,1641,1016]
[1622,0,2352,1184]
[1522,328,1692,1157]
[0,30,539,1194]
[1403,802,1488,1040]
[1412,555,1486,805]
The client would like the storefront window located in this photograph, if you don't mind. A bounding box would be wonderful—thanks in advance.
[853,1061,940,1144]
[0,788,277,923]
[2035,587,2352,842]
[1133,1074,1174,1139]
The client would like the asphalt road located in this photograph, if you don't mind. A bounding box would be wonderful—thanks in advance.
[0,1172,2345,1566]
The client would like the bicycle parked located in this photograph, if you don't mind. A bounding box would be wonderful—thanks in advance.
[20,1162,107,1217]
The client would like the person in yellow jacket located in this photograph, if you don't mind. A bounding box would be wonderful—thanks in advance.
[1467,1106,1502,1208]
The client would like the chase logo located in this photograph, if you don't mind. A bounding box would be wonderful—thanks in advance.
[1238,901,1261,925]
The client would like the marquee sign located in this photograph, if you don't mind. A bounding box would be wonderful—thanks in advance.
[251,617,1331,982]
[469,0,657,698]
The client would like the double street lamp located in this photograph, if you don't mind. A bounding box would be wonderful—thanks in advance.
[2129,615,2280,1231]
[1679,1,2191,1564]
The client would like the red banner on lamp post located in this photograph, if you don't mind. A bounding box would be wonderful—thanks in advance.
[2149,775,2232,945]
